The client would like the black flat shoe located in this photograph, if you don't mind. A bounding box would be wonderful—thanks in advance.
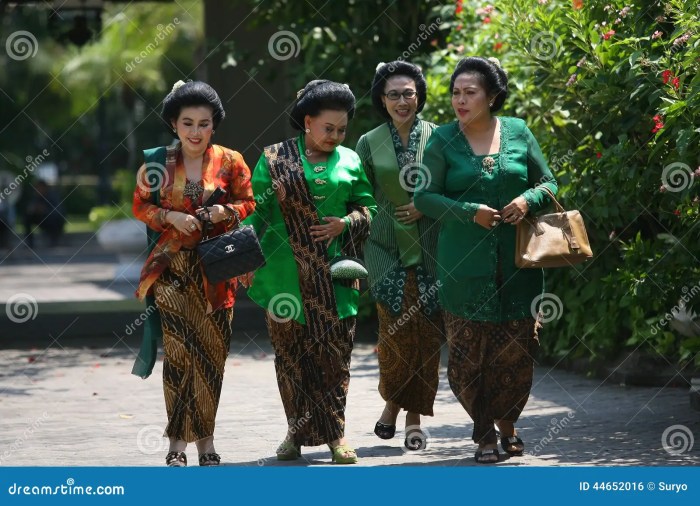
[374,421,396,440]
[500,435,525,456]
[404,429,427,451]
[198,452,221,466]
[165,451,187,467]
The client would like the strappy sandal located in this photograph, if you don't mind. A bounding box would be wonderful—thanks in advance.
[374,421,396,440]
[500,435,525,456]
[165,451,187,467]
[198,452,221,466]
[276,440,301,461]
[329,444,358,465]
[474,448,499,464]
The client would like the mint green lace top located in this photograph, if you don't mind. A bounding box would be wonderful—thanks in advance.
[414,117,558,322]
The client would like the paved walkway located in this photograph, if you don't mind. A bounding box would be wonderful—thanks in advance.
[1,336,698,467]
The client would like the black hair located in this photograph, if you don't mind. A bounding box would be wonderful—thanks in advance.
[371,61,427,120]
[289,80,356,131]
[161,81,225,138]
[449,57,508,112]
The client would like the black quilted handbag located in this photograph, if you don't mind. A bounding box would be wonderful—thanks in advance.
[197,225,266,283]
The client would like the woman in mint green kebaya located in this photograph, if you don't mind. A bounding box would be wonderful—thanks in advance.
[415,57,558,464]
[355,61,441,452]
[244,80,376,465]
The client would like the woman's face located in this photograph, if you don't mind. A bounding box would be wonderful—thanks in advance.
[171,106,214,154]
[451,72,494,125]
[381,75,418,125]
[304,110,348,153]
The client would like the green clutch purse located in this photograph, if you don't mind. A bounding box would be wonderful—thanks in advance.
[329,256,368,280]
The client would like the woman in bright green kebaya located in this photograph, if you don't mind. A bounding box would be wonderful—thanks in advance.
[244,80,376,465]
[415,57,558,464]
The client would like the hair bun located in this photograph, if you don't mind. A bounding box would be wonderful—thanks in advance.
[375,61,387,72]
[171,80,186,93]
[487,57,501,68]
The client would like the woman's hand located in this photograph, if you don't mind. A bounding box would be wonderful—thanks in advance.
[473,205,502,230]
[195,204,229,224]
[166,211,202,235]
[395,200,423,225]
[310,216,346,247]
[500,196,529,225]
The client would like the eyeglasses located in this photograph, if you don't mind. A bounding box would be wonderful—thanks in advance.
[383,90,417,101]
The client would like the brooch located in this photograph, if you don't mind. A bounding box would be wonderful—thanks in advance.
[482,156,496,175]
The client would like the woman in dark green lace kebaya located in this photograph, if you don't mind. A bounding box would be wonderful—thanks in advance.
[356,61,442,452]
[415,57,558,464]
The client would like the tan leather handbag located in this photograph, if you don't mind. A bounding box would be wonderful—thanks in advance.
[515,187,593,268]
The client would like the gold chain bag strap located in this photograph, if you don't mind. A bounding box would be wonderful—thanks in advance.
[515,186,593,268]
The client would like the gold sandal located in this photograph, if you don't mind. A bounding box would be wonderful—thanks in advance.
[330,444,358,465]
[276,440,301,461]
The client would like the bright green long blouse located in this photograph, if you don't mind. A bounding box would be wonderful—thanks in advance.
[243,136,377,324]
[414,117,558,322]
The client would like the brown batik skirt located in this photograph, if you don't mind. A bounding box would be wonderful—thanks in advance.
[443,312,540,445]
[377,270,442,415]
[154,250,233,442]
[266,314,355,447]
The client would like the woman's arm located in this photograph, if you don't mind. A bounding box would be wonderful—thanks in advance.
[241,153,274,238]
[132,163,169,232]
[354,135,375,186]
[521,126,558,214]
[222,151,256,226]
[414,132,480,224]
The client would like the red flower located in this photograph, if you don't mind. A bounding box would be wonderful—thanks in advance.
[572,0,583,9]
[652,122,664,133]
[603,30,615,40]
[672,76,680,89]
[673,209,681,217]
[596,152,602,159]
[456,23,463,31]
[653,115,662,122]
[662,70,672,84]
[483,17,491,24]
[494,42,503,51]
[456,4,463,14]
